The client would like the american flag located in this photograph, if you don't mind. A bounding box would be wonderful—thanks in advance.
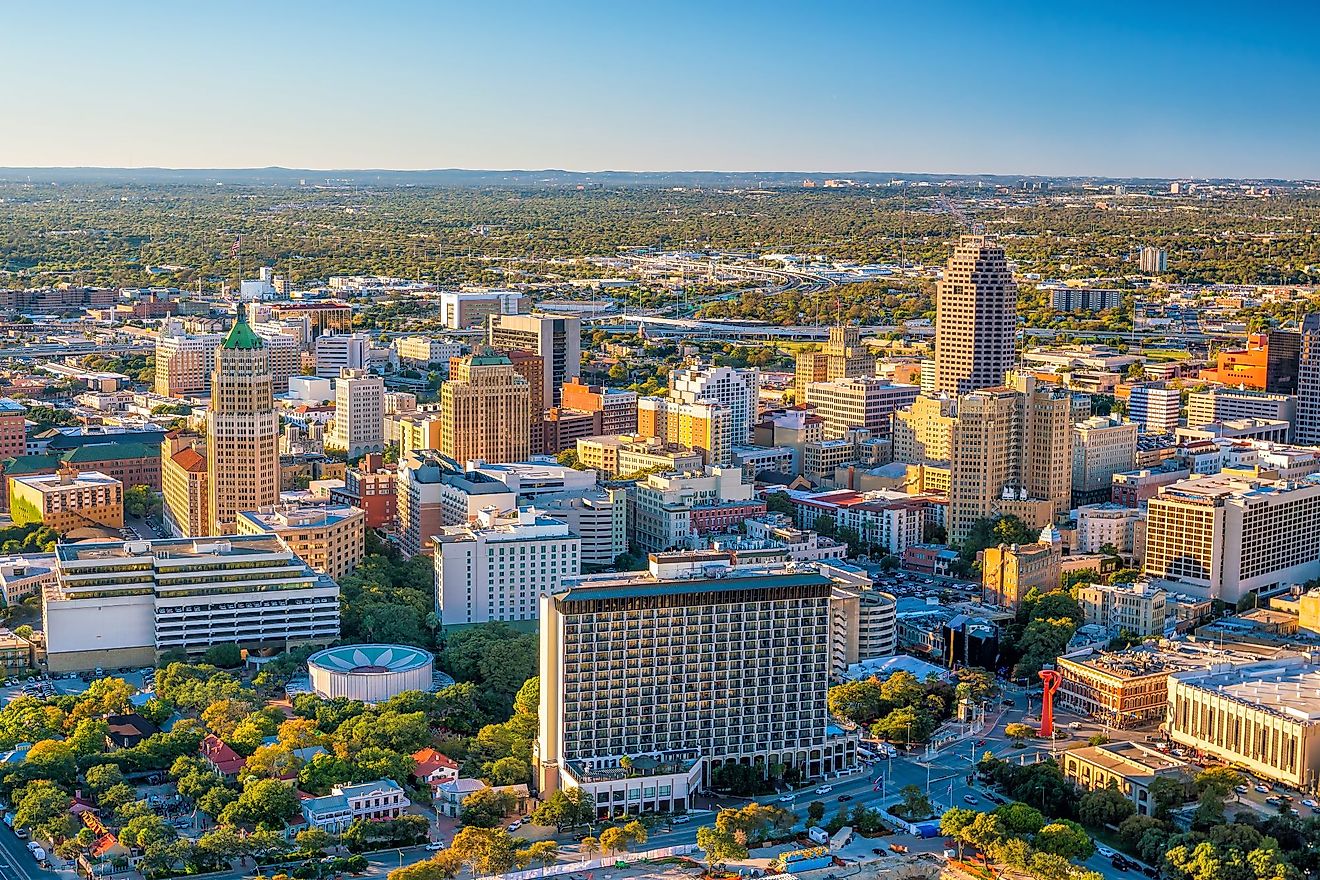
[230,236,241,257]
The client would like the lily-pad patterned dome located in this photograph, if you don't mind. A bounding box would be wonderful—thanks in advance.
[307,644,436,703]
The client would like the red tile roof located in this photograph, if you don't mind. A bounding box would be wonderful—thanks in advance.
[201,734,246,774]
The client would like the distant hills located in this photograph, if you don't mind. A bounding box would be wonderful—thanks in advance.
[0,167,1302,188]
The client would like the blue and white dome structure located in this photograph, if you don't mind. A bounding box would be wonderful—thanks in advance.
[307,644,436,703]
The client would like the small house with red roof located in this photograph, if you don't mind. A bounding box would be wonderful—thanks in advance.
[200,734,246,779]
[411,747,459,792]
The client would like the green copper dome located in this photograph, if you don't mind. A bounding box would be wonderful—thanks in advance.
[221,309,264,350]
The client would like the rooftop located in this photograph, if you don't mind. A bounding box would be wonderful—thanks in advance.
[12,469,121,492]
[221,311,264,351]
[1173,657,1320,722]
[1068,740,1191,781]
[56,534,294,565]
[557,567,831,603]
[238,503,364,532]
[1060,640,1281,680]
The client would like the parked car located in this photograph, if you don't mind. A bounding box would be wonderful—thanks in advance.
[1096,845,1117,858]
[507,820,523,831]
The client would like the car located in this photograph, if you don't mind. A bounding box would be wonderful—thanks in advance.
[872,848,889,856]
[778,795,794,803]
[962,794,977,804]
[1303,799,1318,809]
[1112,857,1131,872]
[837,794,853,802]
[976,739,987,747]
[15,828,28,839]
[426,842,445,851]
[1255,784,1270,793]
[1266,796,1282,806]
[1235,785,1250,794]
[507,820,523,831]
[1096,845,1117,859]
[671,815,691,825]
[815,785,833,794]
[1141,866,1158,877]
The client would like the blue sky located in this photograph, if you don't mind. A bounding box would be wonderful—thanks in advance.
[2,0,1317,178]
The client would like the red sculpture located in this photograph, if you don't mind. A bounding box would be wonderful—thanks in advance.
[1038,669,1062,738]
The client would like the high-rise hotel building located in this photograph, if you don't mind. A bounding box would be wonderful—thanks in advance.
[43,535,339,672]
[934,235,1017,395]
[535,560,856,816]
[207,312,280,534]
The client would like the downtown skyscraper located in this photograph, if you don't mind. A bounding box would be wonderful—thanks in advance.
[208,311,281,534]
[934,235,1017,395]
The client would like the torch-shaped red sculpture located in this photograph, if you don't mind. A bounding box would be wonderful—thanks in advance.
[1038,669,1062,738]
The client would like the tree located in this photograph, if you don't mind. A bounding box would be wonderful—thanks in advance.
[598,823,646,856]
[1191,791,1226,831]
[14,780,71,832]
[219,778,300,829]
[1195,767,1244,800]
[896,784,933,820]
[1034,820,1094,860]
[807,801,826,824]
[531,787,594,831]
[696,825,748,871]
[450,826,519,877]
[1078,784,1136,828]
[993,802,1046,836]
[459,787,515,828]
[579,836,599,859]
[941,807,978,858]
[1004,723,1037,742]
[203,643,243,668]
[827,678,885,725]
[196,827,250,868]
[295,828,334,854]
[519,840,560,869]
[1148,775,1191,820]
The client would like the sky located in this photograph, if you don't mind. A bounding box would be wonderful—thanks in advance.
[2,0,1317,179]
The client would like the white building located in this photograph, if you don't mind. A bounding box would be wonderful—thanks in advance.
[669,365,761,459]
[438,290,527,330]
[0,555,56,607]
[1075,503,1146,563]
[1186,388,1296,437]
[743,514,848,562]
[629,467,757,553]
[43,536,339,672]
[301,779,409,832]
[1127,384,1181,434]
[314,334,372,379]
[432,507,581,625]
[1076,580,1167,636]
[538,488,628,568]
[395,336,465,368]
[468,458,599,501]
[1144,473,1320,604]
[328,369,385,458]
[288,376,334,403]
[804,377,919,439]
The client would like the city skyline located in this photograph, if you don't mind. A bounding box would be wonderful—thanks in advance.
[2,1,1318,178]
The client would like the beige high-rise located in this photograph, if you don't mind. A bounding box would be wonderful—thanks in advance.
[1016,376,1074,516]
[934,235,1017,395]
[439,351,531,464]
[795,325,876,399]
[207,312,281,534]
[949,387,1021,543]
[893,394,958,465]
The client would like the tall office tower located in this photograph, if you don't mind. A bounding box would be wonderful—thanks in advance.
[948,388,1021,543]
[804,377,920,440]
[505,350,546,453]
[669,364,760,457]
[892,394,958,465]
[1267,329,1302,395]
[1138,246,1168,274]
[207,312,280,534]
[535,560,856,812]
[1298,315,1320,445]
[934,235,1017,395]
[154,321,225,397]
[794,325,876,399]
[328,369,385,458]
[1071,416,1138,507]
[487,314,581,406]
[1016,376,1074,517]
[439,350,531,465]
[1127,383,1181,434]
